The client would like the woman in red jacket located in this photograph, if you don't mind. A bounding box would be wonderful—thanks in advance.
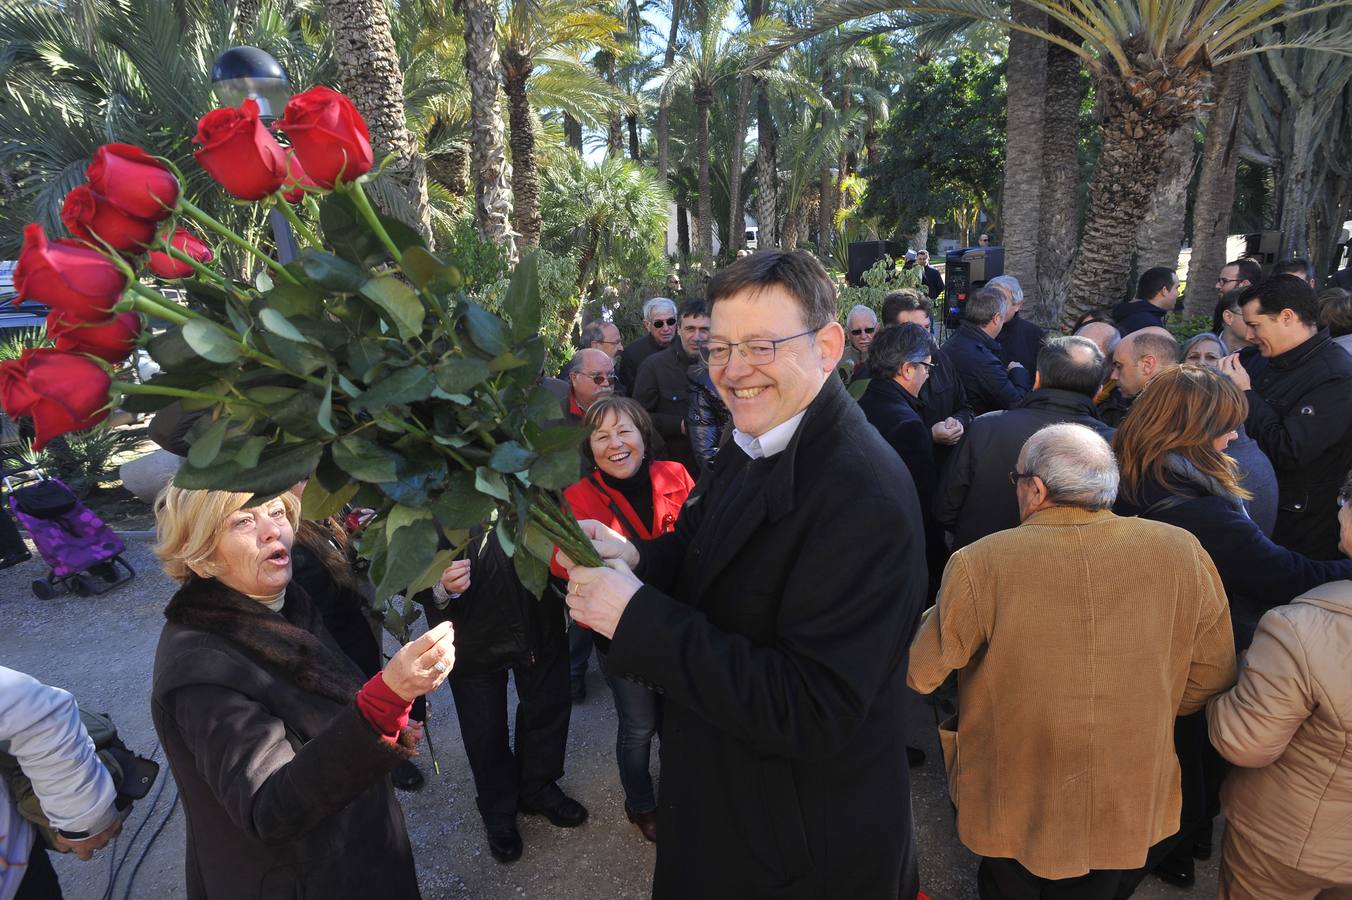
[551,396,694,842]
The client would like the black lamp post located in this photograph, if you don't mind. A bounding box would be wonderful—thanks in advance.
[210,46,299,264]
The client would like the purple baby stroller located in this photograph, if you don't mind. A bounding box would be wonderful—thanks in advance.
[4,467,135,599]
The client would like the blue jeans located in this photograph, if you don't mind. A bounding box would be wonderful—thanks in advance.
[599,651,661,813]
[568,619,593,681]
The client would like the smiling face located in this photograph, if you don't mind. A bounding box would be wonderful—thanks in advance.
[708,286,843,438]
[200,497,294,598]
[589,409,645,479]
[1240,299,1311,358]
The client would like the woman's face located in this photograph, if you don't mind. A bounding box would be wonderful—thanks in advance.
[201,498,294,598]
[1185,341,1224,369]
[590,410,645,480]
[1212,429,1239,452]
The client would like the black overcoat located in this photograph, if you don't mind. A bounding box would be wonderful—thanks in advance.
[605,376,926,899]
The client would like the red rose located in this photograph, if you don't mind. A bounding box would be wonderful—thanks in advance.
[281,86,373,188]
[61,184,160,253]
[85,144,180,222]
[148,228,214,279]
[13,224,128,324]
[47,312,142,364]
[0,349,111,450]
[194,99,289,200]
[282,151,319,204]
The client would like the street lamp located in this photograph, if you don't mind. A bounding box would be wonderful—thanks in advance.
[210,46,299,264]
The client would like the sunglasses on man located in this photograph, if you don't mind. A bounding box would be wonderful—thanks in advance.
[850,326,876,337]
[574,371,615,386]
[650,317,677,328]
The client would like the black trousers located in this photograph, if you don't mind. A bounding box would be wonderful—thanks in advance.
[978,839,1171,900]
[14,838,63,900]
[446,623,571,827]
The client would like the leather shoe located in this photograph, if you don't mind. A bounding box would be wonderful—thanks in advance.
[485,822,522,864]
[626,806,657,843]
[1153,854,1195,888]
[906,746,926,768]
[521,786,588,828]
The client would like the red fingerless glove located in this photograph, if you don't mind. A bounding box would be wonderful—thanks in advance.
[355,672,412,742]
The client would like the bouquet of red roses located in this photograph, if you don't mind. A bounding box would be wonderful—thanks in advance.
[0,85,601,607]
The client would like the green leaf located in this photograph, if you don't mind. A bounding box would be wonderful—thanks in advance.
[475,467,510,500]
[496,515,517,557]
[527,423,585,455]
[182,319,241,364]
[332,434,402,482]
[174,440,322,496]
[528,448,581,490]
[486,351,528,373]
[300,249,368,293]
[377,437,449,506]
[360,276,425,341]
[376,517,440,601]
[244,385,299,405]
[527,384,565,425]
[433,356,491,395]
[261,332,331,376]
[255,270,273,292]
[430,471,497,529]
[233,435,267,469]
[352,366,435,411]
[406,546,461,598]
[266,282,324,319]
[462,301,509,356]
[402,246,461,290]
[317,381,336,435]
[301,479,359,520]
[502,250,541,341]
[259,308,317,345]
[319,192,385,266]
[186,418,227,468]
[488,440,537,474]
[513,547,547,597]
[387,504,433,538]
[146,327,229,371]
[347,339,386,381]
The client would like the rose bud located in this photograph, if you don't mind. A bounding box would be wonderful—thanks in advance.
[13,224,128,325]
[85,144,180,222]
[148,228,214,279]
[0,349,111,450]
[280,86,374,189]
[61,184,160,253]
[281,151,319,204]
[194,99,289,200]
[47,312,142,364]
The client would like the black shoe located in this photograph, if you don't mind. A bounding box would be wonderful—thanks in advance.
[626,806,658,842]
[906,746,926,768]
[1153,854,1195,888]
[390,759,425,792]
[1192,830,1212,861]
[520,786,588,828]
[570,678,586,704]
[485,821,522,864]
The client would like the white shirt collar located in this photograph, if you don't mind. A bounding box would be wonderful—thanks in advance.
[732,409,808,460]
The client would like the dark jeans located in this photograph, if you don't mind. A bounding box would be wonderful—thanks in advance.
[446,625,571,827]
[598,650,661,813]
[978,840,1171,900]
[14,837,62,900]
[568,619,593,682]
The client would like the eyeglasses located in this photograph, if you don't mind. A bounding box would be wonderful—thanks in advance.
[574,371,615,386]
[850,326,877,337]
[911,360,935,371]
[650,317,677,328]
[1009,470,1037,486]
[699,327,822,367]
[1216,277,1245,287]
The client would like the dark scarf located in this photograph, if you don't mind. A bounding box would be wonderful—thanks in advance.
[598,457,655,532]
[164,576,365,707]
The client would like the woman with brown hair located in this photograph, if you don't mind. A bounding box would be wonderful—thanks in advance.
[1112,365,1352,889]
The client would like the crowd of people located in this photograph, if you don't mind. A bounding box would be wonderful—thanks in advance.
[4,248,1352,900]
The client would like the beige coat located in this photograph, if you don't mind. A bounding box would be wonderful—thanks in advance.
[909,506,1237,880]
[1207,580,1352,883]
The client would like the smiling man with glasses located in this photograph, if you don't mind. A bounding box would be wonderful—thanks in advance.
[557,249,926,899]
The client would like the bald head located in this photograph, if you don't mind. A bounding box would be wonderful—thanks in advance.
[1035,336,1106,396]
[1111,327,1179,399]
[1074,321,1121,357]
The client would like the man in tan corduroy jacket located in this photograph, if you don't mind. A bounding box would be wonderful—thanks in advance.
[909,423,1237,898]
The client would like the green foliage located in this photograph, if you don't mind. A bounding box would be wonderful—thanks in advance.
[19,427,142,498]
[860,51,1005,241]
[1166,314,1215,343]
[0,328,48,362]
[837,258,923,320]
[477,248,581,372]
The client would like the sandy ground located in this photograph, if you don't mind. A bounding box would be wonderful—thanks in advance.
[1,535,1217,899]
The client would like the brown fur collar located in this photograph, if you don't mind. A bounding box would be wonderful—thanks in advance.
[164,576,366,707]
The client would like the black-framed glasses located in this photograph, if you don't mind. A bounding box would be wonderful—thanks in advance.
[911,360,935,371]
[1215,277,1245,286]
[574,371,615,386]
[850,326,877,337]
[650,317,677,328]
[699,327,822,367]
[1009,470,1037,486]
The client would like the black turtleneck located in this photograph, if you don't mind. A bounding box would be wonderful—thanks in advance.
[597,457,655,537]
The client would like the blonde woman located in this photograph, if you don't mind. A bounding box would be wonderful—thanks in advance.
[150,487,453,900]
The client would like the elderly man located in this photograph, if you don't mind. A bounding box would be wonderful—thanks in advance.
[910,423,1237,899]
[561,250,926,898]
[937,336,1114,550]
[915,249,944,300]
[941,287,1031,416]
[1113,266,1180,335]
[563,348,616,422]
[618,297,677,391]
[580,320,624,360]
[1100,327,1179,426]
[633,299,710,475]
[842,304,878,381]
[989,275,1046,373]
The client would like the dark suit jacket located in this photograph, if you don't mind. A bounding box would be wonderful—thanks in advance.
[997,312,1045,373]
[617,333,666,396]
[606,376,925,899]
[941,322,1032,416]
[633,343,699,475]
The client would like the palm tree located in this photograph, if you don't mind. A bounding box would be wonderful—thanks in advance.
[655,0,685,182]
[774,0,1352,325]
[1001,3,1047,310]
[460,0,518,261]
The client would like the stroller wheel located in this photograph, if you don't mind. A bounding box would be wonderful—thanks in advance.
[31,579,54,600]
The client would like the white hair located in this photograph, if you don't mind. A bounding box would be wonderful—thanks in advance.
[1019,423,1119,511]
[643,297,677,320]
[846,304,877,325]
[986,275,1024,305]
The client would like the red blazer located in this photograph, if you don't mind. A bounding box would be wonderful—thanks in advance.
[550,460,695,579]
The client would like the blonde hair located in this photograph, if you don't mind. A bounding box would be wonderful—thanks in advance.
[154,485,301,583]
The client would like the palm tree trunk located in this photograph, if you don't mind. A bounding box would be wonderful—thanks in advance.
[695,88,714,257]
[462,0,518,262]
[1001,1,1048,304]
[1032,26,1083,324]
[575,228,599,296]
[655,0,683,182]
[676,203,691,257]
[235,0,259,34]
[563,114,584,153]
[321,0,432,242]
[605,55,624,157]
[1134,123,1196,273]
[817,64,835,252]
[1277,103,1318,260]
[427,141,471,196]
[501,54,541,247]
[727,74,754,256]
[1185,58,1250,316]
[756,81,778,250]
[627,114,641,161]
[832,66,851,227]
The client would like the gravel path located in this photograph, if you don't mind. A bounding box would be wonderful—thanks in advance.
[0,535,1216,899]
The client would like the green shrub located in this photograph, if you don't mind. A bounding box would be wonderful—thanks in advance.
[18,426,141,498]
[837,258,923,321]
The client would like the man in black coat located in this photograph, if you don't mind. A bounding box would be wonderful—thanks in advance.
[938,335,1113,550]
[633,299,709,476]
[915,249,944,300]
[1221,276,1352,559]
[560,250,925,899]
[617,297,678,392]
[941,286,1032,416]
[882,289,972,469]
[1111,265,1178,335]
[988,275,1046,373]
